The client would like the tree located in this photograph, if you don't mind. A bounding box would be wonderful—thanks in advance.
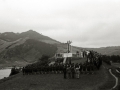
[39,55,50,66]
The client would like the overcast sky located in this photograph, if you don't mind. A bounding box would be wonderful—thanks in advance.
[0,0,120,48]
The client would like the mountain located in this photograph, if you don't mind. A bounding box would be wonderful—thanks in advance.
[19,30,60,44]
[0,30,60,44]
[0,30,60,67]
[0,30,120,67]
[0,39,57,67]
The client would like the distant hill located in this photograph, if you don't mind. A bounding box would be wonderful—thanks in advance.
[84,46,120,56]
[57,44,120,56]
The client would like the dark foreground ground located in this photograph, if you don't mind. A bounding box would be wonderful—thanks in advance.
[0,63,118,90]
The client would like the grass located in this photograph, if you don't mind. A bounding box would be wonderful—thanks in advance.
[0,65,111,90]
[98,68,115,90]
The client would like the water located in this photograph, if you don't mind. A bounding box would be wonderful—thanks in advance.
[0,69,11,79]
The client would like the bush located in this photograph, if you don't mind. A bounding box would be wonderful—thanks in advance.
[38,55,50,66]
[9,67,20,76]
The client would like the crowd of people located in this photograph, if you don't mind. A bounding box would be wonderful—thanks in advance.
[22,50,102,79]
[63,61,101,79]
[22,64,63,75]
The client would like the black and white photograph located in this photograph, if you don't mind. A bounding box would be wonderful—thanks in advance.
[0,0,120,90]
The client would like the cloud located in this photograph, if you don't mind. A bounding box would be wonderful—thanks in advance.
[0,0,120,47]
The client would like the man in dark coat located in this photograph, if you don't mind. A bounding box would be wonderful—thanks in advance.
[67,65,72,79]
[63,65,67,79]
[71,64,75,78]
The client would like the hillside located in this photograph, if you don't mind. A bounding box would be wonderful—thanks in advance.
[0,38,29,53]
[1,30,119,56]
[0,30,60,67]
[0,30,120,67]
[0,39,57,67]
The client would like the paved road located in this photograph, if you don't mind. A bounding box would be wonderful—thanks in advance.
[116,69,120,74]
[109,69,118,89]
[103,64,119,89]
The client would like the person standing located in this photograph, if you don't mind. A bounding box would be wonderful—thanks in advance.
[79,63,82,74]
[67,64,72,79]
[75,65,80,79]
[71,64,75,78]
[63,65,67,79]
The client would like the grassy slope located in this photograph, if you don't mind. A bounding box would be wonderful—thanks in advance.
[98,65,115,90]
[0,64,115,90]
[0,38,28,53]
[0,39,57,68]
